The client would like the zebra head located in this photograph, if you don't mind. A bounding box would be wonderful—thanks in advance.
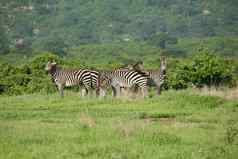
[119,61,147,76]
[117,64,134,71]
[159,57,166,75]
[133,61,144,72]
[45,61,57,73]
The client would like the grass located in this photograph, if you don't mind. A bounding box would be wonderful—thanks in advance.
[0,90,237,159]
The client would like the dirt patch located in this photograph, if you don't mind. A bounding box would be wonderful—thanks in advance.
[138,112,177,124]
[79,113,96,128]
[114,119,149,137]
[159,117,176,125]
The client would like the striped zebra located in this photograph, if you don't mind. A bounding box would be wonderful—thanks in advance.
[126,57,167,95]
[98,69,149,97]
[45,61,100,97]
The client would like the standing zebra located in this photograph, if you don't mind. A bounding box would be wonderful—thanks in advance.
[98,69,149,97]
[45,61,100,97]
[127,57,167,95]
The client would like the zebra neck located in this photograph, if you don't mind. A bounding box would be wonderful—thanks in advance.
[146,70,159,78]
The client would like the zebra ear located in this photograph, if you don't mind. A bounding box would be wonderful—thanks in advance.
[52,61,57,65]
[160,56,163,61]
[133,61,144,71]
[126,64,134,70]
[160,56,167,71]
[160,56,166,64]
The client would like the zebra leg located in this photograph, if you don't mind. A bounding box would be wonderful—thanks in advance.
[115,86,121,97]
[120,87,124,96]
[111,81,121,97]
[88,88,94,97]
[141,87,148,98]
[156,84,161,95]
[111,86,117,97]
[95,87,100,96]
[130,85,140,97]
[96,87,106,97]
[111,85,121,97]
[98,88,106,98]
[121,87,130,97]
[57,84,64,97]
[81,87,88,97]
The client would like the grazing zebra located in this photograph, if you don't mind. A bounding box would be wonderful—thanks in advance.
[98,69,149,97]
[45,61,99,97]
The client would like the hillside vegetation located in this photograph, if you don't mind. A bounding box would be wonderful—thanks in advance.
[1,0,238,58]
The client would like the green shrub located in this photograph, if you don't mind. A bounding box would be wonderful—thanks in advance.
[163,58,192,89]
[0,53,61,95]
[165,51,235,89]
[26,76,56,94]
[29,52,63,71]
[190,50,234,87]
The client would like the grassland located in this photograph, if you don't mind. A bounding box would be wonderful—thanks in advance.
[0,90,237,159]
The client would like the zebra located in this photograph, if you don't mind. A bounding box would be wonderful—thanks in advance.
[97,69,149,97]
[45,61,100,97]
[125,57,167,95]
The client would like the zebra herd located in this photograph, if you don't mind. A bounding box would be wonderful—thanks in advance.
[45,57,166,98]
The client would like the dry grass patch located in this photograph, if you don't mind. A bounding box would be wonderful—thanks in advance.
[113,119,150,137]
[79,113,96,128]
[194,86,238,100]
[159,117,176,125]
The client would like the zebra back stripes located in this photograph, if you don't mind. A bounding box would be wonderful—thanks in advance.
[98,69,149,97]
[90,70,100,89]
[118,57,166,95]
[45,61,99,97]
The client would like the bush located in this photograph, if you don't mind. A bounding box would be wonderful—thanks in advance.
[0,53,62,95]
[190,50,234,87]
[164,58,192,89]
[29,52,63,71]
[165,50,235,89]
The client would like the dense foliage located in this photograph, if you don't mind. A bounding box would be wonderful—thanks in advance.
[0,53,60,95]
[165,51,236,90]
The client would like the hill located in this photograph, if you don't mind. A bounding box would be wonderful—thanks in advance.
[1,0,238,57]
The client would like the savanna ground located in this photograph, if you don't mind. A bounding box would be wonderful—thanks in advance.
[0,89,237,159]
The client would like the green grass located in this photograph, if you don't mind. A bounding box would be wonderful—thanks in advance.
[0,90,237,159]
